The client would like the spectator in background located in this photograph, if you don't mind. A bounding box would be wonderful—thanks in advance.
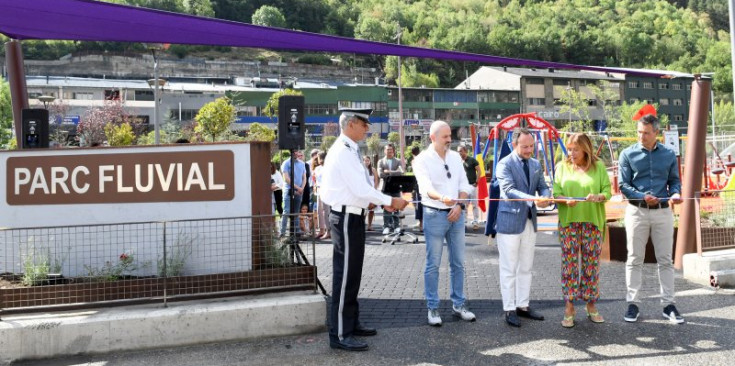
[363,155,379,231]
[313,151,330,240]
[378,144,404,235]
[271,162,284,216]
[280,151,306,237]
[553,133,611,328]
[300,150,312,216]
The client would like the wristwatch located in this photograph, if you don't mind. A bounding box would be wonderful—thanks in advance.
[458,203,466,210]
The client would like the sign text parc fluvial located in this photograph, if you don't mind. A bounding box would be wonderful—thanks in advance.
[7,151,235,205]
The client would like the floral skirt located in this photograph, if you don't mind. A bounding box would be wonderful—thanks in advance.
[559,222,602,302]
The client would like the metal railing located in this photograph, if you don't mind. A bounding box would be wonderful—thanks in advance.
[695,190,735,253]
[0,214,316,316]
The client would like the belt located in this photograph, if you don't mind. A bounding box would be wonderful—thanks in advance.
[331,205,366,216]
[629,200,669,209]
[424,205,452,212]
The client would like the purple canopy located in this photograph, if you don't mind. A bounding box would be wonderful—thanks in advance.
[0,0,666,77]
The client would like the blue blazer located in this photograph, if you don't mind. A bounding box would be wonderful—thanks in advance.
[494,152,551,234]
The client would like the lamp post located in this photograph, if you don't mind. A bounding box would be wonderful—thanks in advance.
[147,44,166,144]
[395,23,405,167]
[147,77,166,144]
[38,95,55,110]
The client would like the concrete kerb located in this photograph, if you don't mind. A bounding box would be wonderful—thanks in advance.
[0,291,326,363]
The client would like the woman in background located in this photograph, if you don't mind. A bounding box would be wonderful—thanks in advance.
[314,151,330,240]
[553,133,611,328]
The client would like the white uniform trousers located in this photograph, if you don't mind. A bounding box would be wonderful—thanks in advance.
[496,219,537,311]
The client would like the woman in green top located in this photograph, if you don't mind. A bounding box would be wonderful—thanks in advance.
[553,133,612,328]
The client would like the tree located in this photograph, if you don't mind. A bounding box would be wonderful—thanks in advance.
[194,97,236,142]
[0,77,13,149]
[556,86,591,131]
[321,135,337,151]
[366,133,381,157]
[252,5,287,28]
[105,122,136,146]
[183,0,214,17]
[714,100,735,134]
[245,122,276,142]
[77,100,132,147]
[264,89,304,119]
[387,132,400,146]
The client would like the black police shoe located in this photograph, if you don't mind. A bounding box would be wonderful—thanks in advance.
[505,311,521,327]
[517,307,545,321]
[329,336,369,351]
[353,324,378,336]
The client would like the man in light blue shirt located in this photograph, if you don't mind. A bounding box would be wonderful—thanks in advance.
[618,111,683,324]
[281,152,306,237]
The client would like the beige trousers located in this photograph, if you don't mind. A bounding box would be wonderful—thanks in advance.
[624,204,676,305]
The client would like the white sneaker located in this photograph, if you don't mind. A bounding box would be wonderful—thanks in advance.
[394,227,402,234]
[452,304,476,322]
[382,227,391,235]
[428,309,442,326]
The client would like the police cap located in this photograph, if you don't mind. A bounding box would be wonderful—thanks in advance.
[339,107,373,124]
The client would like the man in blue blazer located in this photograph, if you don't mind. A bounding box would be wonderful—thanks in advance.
[494,128,552,327]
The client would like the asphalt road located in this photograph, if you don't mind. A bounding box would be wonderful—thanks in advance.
[12,213,735,366]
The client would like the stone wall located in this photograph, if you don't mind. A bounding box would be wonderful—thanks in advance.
[21,54,382,84]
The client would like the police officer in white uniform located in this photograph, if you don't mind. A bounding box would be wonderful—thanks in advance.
[321,108,408,351]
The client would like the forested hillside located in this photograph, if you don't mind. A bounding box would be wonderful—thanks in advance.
[1,0,732,95]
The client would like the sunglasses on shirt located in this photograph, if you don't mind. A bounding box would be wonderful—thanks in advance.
[444,164,451,179]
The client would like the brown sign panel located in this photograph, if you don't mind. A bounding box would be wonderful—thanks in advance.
[7,151,235,205]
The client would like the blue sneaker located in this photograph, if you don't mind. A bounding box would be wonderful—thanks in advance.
[662,304,685,324]
[624,304,639,322]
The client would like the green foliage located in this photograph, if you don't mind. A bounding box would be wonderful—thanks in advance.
[272,150,292,166]
[252,5,287,28]
[245,122,276,142]
[84,251,148,282]
[321,136,337,151]
[22,250,49,286]
[0,77,12,149]
[158,233,195,277]
[296,54,333,66]
[264,89,304,118]
[183,0,214,17]
[366,133,381,157]
[714,100,735,134]
[387,132,400,146]
[104,122,136,146]
[194,97,236,142]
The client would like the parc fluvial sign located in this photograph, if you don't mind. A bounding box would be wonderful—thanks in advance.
[0,143,264,229]
[7,151,234,205]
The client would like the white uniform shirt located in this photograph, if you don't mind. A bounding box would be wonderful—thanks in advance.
[321,134,393,209]
[413,145,473,209]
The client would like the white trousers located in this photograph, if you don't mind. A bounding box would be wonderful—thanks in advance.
[496,219,537,311]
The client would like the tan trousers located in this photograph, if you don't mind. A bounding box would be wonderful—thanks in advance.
[624,204,676,305]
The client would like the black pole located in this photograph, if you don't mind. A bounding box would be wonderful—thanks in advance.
[289,149,296,241]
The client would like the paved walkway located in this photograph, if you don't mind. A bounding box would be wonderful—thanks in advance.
[14,211,735,366]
